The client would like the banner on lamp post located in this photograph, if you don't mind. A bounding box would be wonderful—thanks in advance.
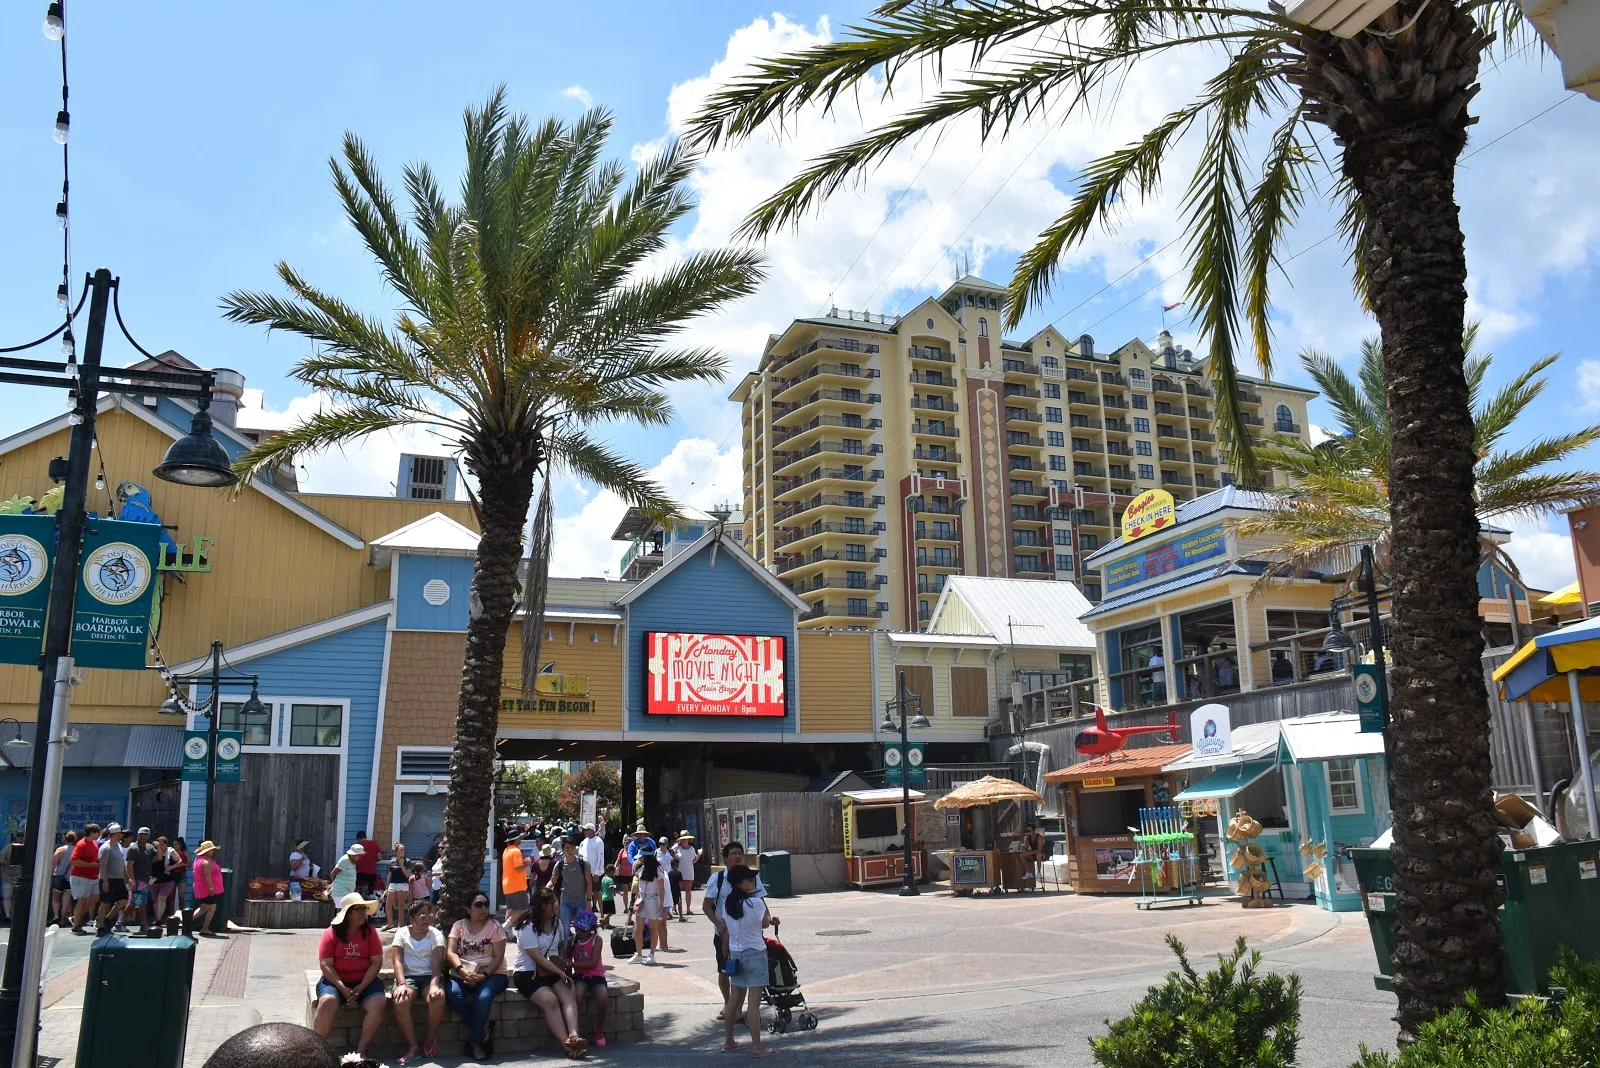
[1353,663,1384,734]
[0,513,56,666]
[181,731,209,783]
[883,742,926,785]
[71,518,162,670]
[214,731,243,782]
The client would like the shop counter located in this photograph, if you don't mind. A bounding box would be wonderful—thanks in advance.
[934,849,1033,894]
[846,850,925,888]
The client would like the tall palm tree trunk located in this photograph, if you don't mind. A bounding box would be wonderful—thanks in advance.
[1301,0,1504,1034]
[438,451,538,928]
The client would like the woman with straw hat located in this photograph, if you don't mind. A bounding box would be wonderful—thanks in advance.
[671,831,700,921]
[311,892,385,1058]
[191,840,226,938]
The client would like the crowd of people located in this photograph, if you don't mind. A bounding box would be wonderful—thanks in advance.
[0,823,225,938]
[300,818,781,1061]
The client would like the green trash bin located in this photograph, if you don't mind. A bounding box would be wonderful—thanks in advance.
[77,934,197,1068]
[1352,840,1600,995]
[758,850,793,898]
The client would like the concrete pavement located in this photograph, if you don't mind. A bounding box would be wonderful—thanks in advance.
[16,885,1399,1066]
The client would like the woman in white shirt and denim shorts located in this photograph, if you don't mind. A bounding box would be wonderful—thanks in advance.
[720,865,777,1057]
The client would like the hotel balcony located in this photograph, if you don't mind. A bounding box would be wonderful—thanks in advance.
[1068,417,1103,431]
[1274,422,1302,435]
[1099,371,1128,388]
[772,364,881,401]
[773,441,881,476]
[1008,483,1049,502]
[775,547,886,578]
[914,524,960,544]
[1240,412,1265,427]
[1002,360,1041,377]
[915,553,962,572]
[909,346,955,365]
[1070,442,1104,455]
[791,576,885,596]
[1160,473,1194,487]
[801,601,886,622]
[773,466,882,503]
[909,371,956,390]
[776,388,881,421]
[912,421,961,439]
[775,493,884,523]
[1004,409,1042,426]
[1103,419,1131,436]
[1103,397,1130,410]
[910,397,960,413]
[773,415,882,447]
[1152,378,1183,396]
[1237,388,1263,406]
[1185,381,1213,397]
[775,521,881,551]
[1005,433,1045,452]
[1190,429,1216,444]
[769,337,881,373]
[1067,391,1100,409]
[913,447,960,464]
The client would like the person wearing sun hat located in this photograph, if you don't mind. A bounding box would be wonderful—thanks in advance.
[310,892,386,1058]
[670,831,701,921]
[191,840,226,937]
[327,842,363,902]
[568,908,611,1047]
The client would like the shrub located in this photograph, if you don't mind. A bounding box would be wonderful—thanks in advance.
[1354,953,1600,1068]
[1091,935,1301,1068]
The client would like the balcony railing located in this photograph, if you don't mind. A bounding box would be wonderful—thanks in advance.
[1188,408,1214,420]
[770,337,882,370]
[913,448,959,463]
[1241,413,1265,427]
[1071,442,1104,453]
[776,467,880,494]
[1194,475,1220,488]
[909,371,954,387]
[1189,430,1216,443]
[802,602,885,621]
[774,441,880,468]
[1006,434,1044,448]
[1003,361,1040,375]
[1103,397,1129,410]
[1068,417,1102,430]
[1004,387,1042,399]
[1105,419,1131,433]
[1100,372,1129,386]
[1192,453,1217,466]
[773,415,881,445]
[1157,427,1182,438]
[775,548,886,574]
[1237,388,1263,404]
[1106,443,1134,457]
[911,397,960,412]
[793,577,883,594]
[912,422,960,438]
[1073,466,1107,478]
[915,526,959,542]
[1185,381,1213,397]
[1160,473,1193,486]
[775,494,881,521]
[1275,422,1302,435]
[1152,379,1183,395]
[619,538,662,574]
[783,388,880,413]
[776,522,874,547]
[910,347,955,364]
[1005,410,1042,424]
[1109,465,1134,480]
[771,364,879,391]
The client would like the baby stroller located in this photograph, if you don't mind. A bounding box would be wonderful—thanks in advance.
[762,920,817,1033]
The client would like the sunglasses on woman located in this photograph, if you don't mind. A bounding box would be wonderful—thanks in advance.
[471,900,489,909]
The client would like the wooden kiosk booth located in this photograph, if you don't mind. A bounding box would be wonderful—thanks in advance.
[842,788,928,888]
[1045,744,1192,894]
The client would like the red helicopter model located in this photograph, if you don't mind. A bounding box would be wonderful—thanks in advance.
[1073,706,1180,756]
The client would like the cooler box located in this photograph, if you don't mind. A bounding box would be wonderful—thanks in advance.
[1352,840,1600,995]
[77,934,197,1068]
[758,850,793,897]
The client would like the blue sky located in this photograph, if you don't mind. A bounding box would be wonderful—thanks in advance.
[2,3,1598,586]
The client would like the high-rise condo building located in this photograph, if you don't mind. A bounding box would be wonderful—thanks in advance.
[731,274,1316,631]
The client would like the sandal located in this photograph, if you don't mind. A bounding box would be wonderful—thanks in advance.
[564,1033,589,1059]
[422,1040,438,1057]
[397,1046,419,1065]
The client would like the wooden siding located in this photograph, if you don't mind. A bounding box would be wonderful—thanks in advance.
[697,791,842,855]
[896,665,936,716]
[295,494,477,541]
[500,621,625,735]
[951,665,989,716]
[0,409,389,721]
[929,596,986,636]
[212,752,341,908]
[797,630,873,734]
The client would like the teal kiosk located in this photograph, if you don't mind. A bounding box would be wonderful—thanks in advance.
[1276,712,1390,911]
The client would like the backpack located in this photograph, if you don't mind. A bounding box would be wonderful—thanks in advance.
[553,858,588,896]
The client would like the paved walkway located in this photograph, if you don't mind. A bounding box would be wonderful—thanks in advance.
[20,886,1398,1066]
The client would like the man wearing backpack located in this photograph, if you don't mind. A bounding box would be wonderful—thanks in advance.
[701,840,769,1018]
[553,837,592,934]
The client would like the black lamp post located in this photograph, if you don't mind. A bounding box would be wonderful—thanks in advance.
[0,268,237,1059]
[879,671,930,896]
[157,640,265,842]
[1323,545,1393,804]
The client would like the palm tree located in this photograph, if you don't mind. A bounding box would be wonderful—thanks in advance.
[1239,327,1600,578]
[221,92,763,926]
[688,0,1543,1031]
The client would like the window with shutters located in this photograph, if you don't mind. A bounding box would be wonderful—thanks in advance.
[950,666,989,717]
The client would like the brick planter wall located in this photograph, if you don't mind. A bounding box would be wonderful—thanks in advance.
[303,971,645,1055]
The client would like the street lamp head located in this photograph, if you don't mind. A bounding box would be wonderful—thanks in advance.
[154,407,238,488]
[908,713,931,730]
[878,714,897,733]
[240,686,266,716]
[158,694,188,717]
[0,718,30,749]
[43,2,64,40]
[1322,612,1356,653]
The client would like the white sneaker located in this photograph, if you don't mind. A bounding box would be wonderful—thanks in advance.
[645,952,657,965]
[626,954,644,964]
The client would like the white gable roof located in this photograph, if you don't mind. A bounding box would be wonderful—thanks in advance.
[929,576,1096,651]
[615,528,808,612]
[1278,712,1386,763]
[370,511,480,566]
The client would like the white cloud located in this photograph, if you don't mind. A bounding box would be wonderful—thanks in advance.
[562,85,593,107]
[549,436,743,577]
[237,390,465,499]
[1309,424,1334,445]
[1501,513,1577,592]
[1579,359,1600,412]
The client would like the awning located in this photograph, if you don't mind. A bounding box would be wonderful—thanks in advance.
[1277,712,1386,764]
[1173,761,1275,802]
[1494,614,1600,702]
[1541,581,1583,607]
[0,723,183,770]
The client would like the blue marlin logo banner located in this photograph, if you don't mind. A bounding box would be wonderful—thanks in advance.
[0,514,55,666]
[72,518,162,670]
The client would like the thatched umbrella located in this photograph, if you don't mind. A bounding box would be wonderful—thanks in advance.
[933,776,1044,810]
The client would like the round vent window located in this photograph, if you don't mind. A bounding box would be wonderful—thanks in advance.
[422,579,451,606]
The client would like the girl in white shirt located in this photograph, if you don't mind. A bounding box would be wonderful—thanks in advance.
[511,889,587,1059]
[627,848,669,964]
[388,900,445,1063]
[720,865,776,1057]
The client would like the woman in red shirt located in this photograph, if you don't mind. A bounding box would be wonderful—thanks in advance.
[311,893,385,1057]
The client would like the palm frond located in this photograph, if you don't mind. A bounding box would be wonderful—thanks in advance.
[546,431,678,519]
[230,404,413,486]
[1473,352,1559,456]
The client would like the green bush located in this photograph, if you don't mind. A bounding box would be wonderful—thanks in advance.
[1354,953,1600,1068]
[1090,935,1301,1068]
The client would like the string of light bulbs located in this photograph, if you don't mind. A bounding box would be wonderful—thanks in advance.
[43,2,74,364]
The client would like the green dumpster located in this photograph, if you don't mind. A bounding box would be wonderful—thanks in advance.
[77,934,197,1068]
[1352,840,1600,995]
[758,850,793,898]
